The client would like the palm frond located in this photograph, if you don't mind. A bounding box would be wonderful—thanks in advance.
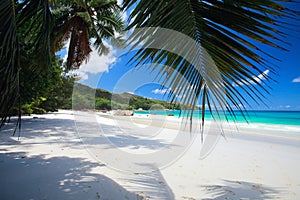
[0,0,20,127]
[92,1,125,53]
[17,0,53,65]
[124,0,300,128]
[1,0,53,127]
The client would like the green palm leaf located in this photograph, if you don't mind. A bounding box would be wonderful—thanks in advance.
[17,0,53,65]
[123,0,300,132]
[0,0,20,127]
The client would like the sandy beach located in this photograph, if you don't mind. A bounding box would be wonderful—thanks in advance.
[1,110,300,199]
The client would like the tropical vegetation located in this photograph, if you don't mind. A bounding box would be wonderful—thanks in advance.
[73,83,182,111]
[0,0,124,126]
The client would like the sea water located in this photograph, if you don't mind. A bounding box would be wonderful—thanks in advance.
[134,110,300,126]
[134,110,300,136]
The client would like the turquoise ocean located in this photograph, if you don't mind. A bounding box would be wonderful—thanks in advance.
[134,110,300,127]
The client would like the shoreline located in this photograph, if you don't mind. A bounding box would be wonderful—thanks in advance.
[97,111,300,142]
[133,109,300,127]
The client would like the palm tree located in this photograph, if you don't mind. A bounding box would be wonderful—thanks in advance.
[0,0,124,126]
[50,0,125,70]
[122,0,300,128]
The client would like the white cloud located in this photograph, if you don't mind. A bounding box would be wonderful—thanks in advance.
[236,103,247,109]
[117,0,123,6]
[197,103,209,108]
[67,70,88,81]
[62,39,118,80]
[279,105,292,109]
[176,94,183,99]
[79,43,117,74]
[121,11,128,22]
[67,42,118,80]
[151,88,170,95]
[292,76,300,83]
[233,70,270,87]
[62,40,70,63]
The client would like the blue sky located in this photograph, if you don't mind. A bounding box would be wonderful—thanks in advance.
[60,2,300,111]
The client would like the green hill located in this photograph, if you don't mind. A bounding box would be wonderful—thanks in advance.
[72,83,181,111]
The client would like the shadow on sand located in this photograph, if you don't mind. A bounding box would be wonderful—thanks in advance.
[0,151,140,200]
[201,179,283,200]
[0,115,176,200]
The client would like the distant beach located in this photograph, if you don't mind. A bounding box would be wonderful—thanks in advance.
[1,110,300,199]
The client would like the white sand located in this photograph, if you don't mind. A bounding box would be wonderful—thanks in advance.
[0,110,299,199]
